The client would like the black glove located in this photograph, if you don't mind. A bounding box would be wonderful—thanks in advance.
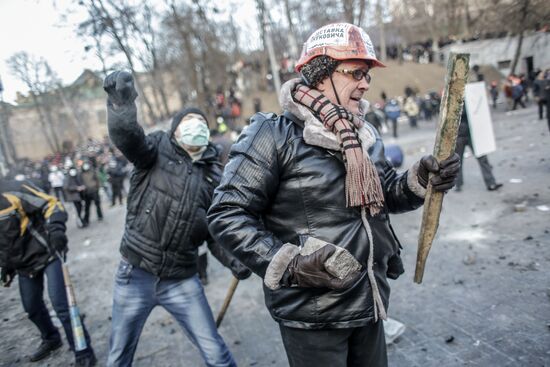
[48,230,68,260]
[230,259,252,280]
[282,244,361,290]
[103,71,138,108]
[417,153,460,192]
[1,267,15,288]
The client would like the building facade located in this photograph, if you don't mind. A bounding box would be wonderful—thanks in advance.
[438,31,550,77]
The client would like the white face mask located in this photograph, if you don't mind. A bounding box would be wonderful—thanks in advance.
[176,115,210,147]
[69,169,77,177]
[82,163,90,171]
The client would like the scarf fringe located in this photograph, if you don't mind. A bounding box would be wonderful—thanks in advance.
[345,154,384,216]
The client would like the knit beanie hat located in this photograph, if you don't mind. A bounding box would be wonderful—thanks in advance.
[170,107,209,136]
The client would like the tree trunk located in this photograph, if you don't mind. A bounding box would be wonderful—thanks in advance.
[95,0,158,124]
[128,14,171,119]
[343,0,355,23]
[262,10,282,94]
[510,30,524,76]
[283,0,299,58]
[229,14,241,60]
[376,0,386,61]
[169,3,206,111]
[255,0,281,93]
[255,0,268,91]
[510,0,530,76]
[357,0,367,27]
[461,0,470,39]
[91,20,109,78]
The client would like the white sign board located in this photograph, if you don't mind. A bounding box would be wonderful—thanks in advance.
[464,82,496,157]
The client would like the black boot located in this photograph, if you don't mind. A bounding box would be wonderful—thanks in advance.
[75,349,97,367]
[487,183,503,191]
[30,339,62,362]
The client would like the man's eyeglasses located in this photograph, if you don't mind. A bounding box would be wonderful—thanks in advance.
[335,69,372,83]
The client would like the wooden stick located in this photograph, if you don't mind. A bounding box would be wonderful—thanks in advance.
[216,276,240,328]
[414,53,470,284]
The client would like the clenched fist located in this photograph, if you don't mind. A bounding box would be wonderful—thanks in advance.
[103,70,138,107]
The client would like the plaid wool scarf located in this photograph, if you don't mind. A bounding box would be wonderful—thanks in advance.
[292,84,385,216]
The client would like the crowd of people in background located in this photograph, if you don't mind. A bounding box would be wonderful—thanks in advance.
[213,86,243,132]
[5,67,549,209]
[503,69,550,115]
[5,138,130,228]
[366,66,550,139]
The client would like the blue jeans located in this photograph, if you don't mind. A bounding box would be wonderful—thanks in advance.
[107,259,236,367]
[18,258,94,357]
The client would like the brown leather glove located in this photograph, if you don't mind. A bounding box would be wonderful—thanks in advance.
[281,245,361,290]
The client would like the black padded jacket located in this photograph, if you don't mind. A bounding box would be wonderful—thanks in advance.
[109,113,229,279]
[208,112,425,329]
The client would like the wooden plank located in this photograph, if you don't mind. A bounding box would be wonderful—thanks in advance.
[414,53,470,284]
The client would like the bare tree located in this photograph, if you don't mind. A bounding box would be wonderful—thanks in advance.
[375,0,387,61]
[77,0,159,123]
[7,52,61,152]
[493,0,550,75]
[118,4,171,118]
[165,1,207,110]
[161,0,236,114]
[283,0,300,58]
[342,0,368,25]
[44,65,88,144]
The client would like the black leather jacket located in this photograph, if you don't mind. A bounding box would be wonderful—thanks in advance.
[208,112,424,329]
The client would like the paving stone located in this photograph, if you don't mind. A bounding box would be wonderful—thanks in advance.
[387,347,420,367]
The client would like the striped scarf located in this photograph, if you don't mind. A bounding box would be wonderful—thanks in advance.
[292,84,385,215]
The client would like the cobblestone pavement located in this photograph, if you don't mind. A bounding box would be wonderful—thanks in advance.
[1,105,549,367]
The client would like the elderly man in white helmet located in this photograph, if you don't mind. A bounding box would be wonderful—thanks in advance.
[209,23,460,366]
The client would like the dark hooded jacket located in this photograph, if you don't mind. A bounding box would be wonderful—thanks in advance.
[208,111,425,329]
[0,179,67,277]
[64,173,84,202]
[108,107,236,279]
